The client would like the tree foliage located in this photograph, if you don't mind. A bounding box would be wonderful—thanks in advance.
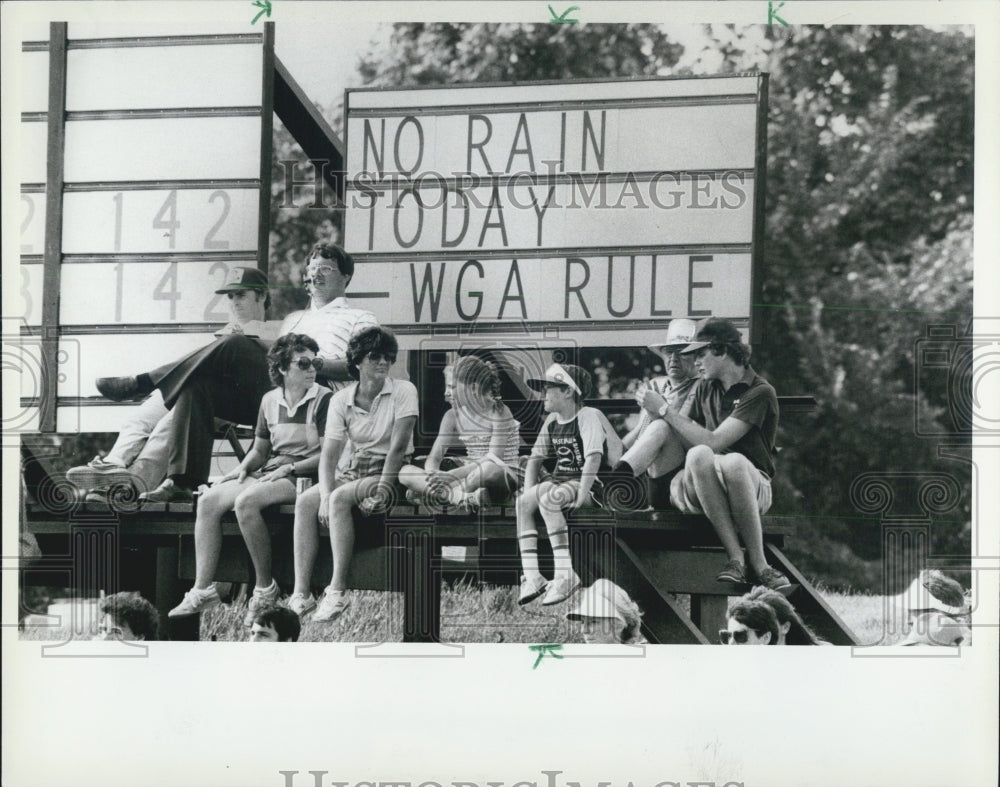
[278,24,973,589]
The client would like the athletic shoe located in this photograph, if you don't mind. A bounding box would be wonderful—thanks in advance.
[66,456,135,491]
[755,566,792,591]
[287,592,317,617]
[716,560,748,584]
[541,574,582,606]
[95,375,144,402]
[168,585,221,617]
[139,478,194,504]
[312,588,349,622]
[517,574,548,606]
[243,580,281,626]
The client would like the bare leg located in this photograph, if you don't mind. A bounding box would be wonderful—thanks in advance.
[235,477,297,589]
[716,454,769,575]
[539,481,578,580]
[292,484,323,596]
[193,479,252,588]
[683,445,744,563]
[329,477,379,591]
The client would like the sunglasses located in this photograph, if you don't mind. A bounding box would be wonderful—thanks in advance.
[291,357,324,372]
[719,628,755,644]
[366,351,396,364]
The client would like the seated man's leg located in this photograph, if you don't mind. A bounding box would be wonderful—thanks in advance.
[106,391,169,466]
[126,407,173,495]
[714,453,774,578]
[619,419,686,478]
[675,445,745,566]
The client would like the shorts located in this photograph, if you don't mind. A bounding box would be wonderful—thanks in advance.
[669,454,772,515]
[340,452,412,483]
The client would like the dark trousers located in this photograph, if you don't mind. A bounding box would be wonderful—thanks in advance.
[147,335,270,485]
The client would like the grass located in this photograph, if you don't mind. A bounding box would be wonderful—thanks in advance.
[18,581,911,644]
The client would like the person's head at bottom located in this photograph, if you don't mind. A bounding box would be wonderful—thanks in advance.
[249,606,301,642]
[566,579,644,644]
[98,591,159,641]
[721,600,780,645]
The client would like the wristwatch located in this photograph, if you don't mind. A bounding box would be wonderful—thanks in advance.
[657,402,669,418]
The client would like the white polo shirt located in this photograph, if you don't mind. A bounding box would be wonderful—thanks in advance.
[279,297,379,392]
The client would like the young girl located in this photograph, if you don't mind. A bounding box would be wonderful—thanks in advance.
[517,362,623,607]
[399,356,521,510]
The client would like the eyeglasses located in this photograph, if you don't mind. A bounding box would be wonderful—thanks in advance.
[719,628,753,644]
[292,357,324,372]
[306,263,338,277]
[366,351,396,364]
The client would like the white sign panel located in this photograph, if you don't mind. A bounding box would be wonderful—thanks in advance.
[344,75,766,345]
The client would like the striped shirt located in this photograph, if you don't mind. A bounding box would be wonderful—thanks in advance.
[279,297,379,393]
[255,383,332,475]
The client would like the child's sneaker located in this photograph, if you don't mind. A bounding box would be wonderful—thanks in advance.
[287,592,317,617]
[517,574,548,606]
[541,574,582,606]
[243,580,281,626]
[313,587,349,622]
[168,585,221,617]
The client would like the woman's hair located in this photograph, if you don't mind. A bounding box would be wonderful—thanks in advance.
[727,599,780,645]
[100,591,159,641]
[745,586,822,645]
[346,327,399,380]
[267,333,320,387]
[452,355,504,413]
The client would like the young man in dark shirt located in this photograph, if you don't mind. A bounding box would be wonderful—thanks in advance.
[640,318,790,590]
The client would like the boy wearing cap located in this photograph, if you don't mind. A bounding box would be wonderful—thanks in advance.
[517,363,623,606]
[640,318,790,590]
[67,267,276,501]
[618,318,701,508]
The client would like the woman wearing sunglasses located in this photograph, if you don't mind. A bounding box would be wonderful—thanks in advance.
[168,334,332,625]
[720,599,781,645]
[291,327,418,623]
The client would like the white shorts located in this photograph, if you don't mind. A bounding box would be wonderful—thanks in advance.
[669,454,772,515]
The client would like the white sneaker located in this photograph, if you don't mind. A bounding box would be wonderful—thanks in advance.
[168,586,221,617]
[517,574,548,606]
[244,581,281,626]
[312,587,349,622]
[287,592,317,617]
[541,574,582,606]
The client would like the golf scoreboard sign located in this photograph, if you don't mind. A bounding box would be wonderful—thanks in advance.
[17,23,274,431]
[343,75,768,347]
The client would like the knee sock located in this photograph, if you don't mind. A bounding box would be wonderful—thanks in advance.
[549,526,573,579]
[135,373,154,396]
[518,528,541,578]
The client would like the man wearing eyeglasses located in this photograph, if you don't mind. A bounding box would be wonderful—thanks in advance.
[93,244,377,503]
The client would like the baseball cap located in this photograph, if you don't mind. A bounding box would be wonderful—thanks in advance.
[526,363,592,397]
[566,579,628,628]
[214,266,269,294]
[679,317,744,355]
[647,318,698,355]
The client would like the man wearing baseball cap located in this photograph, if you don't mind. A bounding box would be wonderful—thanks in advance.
[617,318,701,508]
[68,266,276,502]
[638,317,790,591]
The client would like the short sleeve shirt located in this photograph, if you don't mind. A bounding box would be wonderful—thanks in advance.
[325,377,419,457]
[279,297,379,393]
[635,374,699,436]
[254,383,332,474]
[531,406,618,481]
[686,366,778,477]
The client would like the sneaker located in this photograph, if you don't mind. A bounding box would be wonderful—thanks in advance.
[287,592,317,617]
[517,574,548,606]
[716,559,748,584]
[755,566,792,591]
[168,586,221,617]
[243,581,281,626]
[541,574,582,606]
[66,456,134,491]
[312,587,349,622]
